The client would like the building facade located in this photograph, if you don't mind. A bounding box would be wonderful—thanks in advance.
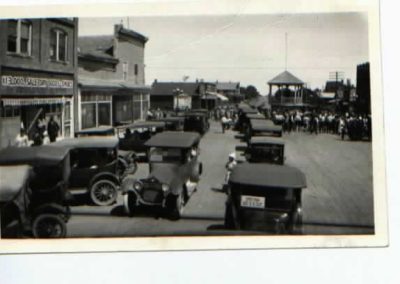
[77,24,150,129]
[216,81,242,103]
[150,80,222,111]
[0,18,78,148]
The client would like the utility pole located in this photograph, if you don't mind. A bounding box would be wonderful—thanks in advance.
[285,32,288,71]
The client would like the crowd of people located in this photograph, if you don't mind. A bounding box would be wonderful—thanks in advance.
[271,110,372,140]
[14,115,60,147]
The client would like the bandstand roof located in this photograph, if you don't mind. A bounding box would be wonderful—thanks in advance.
[268,71,304,85]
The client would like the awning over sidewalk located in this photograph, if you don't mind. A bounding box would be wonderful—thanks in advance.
[79,78,151,93]
[1,97,67,106]
[203,92,228,101]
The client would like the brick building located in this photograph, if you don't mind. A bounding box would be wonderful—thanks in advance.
[77,24,150,129]
[0,18,78,148]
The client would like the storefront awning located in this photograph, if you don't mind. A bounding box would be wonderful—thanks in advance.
[204,92,229,101]
[79,78,151,93]
[1,97,67,106]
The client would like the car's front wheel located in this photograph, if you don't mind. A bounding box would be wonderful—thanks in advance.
[166,191,185,220]
[32,214,67,238]
[90,180,118,206]
[123,192,137,217]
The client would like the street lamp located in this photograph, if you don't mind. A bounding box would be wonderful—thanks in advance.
[173,88,183,112]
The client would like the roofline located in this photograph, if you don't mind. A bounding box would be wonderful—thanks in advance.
[78,53,119,64]
[115,25,148,44]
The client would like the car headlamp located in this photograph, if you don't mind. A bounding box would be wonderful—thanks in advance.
[161,184,170,192]
[133,181,143,191]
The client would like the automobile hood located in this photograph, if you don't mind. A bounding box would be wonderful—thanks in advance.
[149,163,181,186]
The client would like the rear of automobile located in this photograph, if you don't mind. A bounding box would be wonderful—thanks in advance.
[228,184,296,233]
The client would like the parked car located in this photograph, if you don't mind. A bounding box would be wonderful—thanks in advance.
[122,131,203,219]
[244,119,283,141]
[116,121,166,155]
[52,137,126,206]
[74,126,115,137]
[182,112,209,135]
[74,126,138,175]
[243,137,285,164]
[224,163,306,234]
[235,105,259,132]
[153,116,185,131]
[0,146,72,238]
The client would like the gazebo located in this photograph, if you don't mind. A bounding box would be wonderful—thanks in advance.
[267,71,305,109]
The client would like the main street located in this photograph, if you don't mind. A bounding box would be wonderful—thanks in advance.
[67,120,374,237]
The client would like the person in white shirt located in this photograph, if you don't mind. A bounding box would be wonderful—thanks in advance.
[14,128,29,147]
[225,152,237,183]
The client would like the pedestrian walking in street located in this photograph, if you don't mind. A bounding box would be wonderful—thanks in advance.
[14,128,29,147]
[221,115,228,133]
[47,115,60,142]
[224,152,237,183]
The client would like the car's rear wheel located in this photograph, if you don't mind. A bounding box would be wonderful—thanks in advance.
[290,205,303,235]
[90,180,118,206]
[123,192,137,217]
[167,190,185,220]
[224,202,235,229]
[32,214,66,238]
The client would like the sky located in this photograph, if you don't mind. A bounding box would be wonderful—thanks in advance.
[79,13,369,94]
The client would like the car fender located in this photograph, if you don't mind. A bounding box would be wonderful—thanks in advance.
[89,172,120,188]
[32,203,70,221]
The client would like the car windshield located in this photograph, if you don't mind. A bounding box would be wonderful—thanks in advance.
[149,147,182,163]
[251,145,283,162]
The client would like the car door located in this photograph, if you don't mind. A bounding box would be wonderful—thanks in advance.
[69,148,100,189]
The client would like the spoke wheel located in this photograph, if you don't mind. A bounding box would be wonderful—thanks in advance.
[167,190,185,220]
[125,161,138,176]
[123,192,137,217]
[90,180,118,206]
[291,205,303,235]
[32,214,66,238]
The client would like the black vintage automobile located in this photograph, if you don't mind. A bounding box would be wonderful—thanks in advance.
[0,147,72,238]
[52,137,123,206]
[244,119,283,141]
[153,116,185,131]
[224,163,306,234]
[235,105,259,132]
[116,121,166,154]
[182,112,210,135]
[74,126,115,137]
[74,126,138,175]
[122,132,203,219]
[243,137,285,164]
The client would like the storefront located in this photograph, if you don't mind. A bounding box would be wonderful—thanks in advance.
[77,79,150,130]
[0,69,75,148]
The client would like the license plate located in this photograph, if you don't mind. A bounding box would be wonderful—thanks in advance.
[240,195,265,209]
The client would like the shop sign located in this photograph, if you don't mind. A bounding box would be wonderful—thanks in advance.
[1,75,73,89]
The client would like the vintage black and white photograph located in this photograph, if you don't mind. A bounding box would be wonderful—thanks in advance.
[0,0,387,252]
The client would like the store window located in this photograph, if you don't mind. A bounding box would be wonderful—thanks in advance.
[50,29,68,62]
[0,105,21,118]
[123,62,128,81]
[134,64,138,76]
[81,94,112,129]
[7,19,32,55]
[81,104,96,129]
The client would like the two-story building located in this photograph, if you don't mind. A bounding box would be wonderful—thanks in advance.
[77,24,150,129]
[0,18,78,148]
[216,81,242,103]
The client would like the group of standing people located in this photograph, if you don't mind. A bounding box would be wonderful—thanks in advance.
[272,110,371,140]
[14,115,60,147]
[214,106,238,133]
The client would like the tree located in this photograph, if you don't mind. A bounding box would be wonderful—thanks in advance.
[241,85,260,100]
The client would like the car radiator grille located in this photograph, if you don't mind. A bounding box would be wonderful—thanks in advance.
[141,182,164,203]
